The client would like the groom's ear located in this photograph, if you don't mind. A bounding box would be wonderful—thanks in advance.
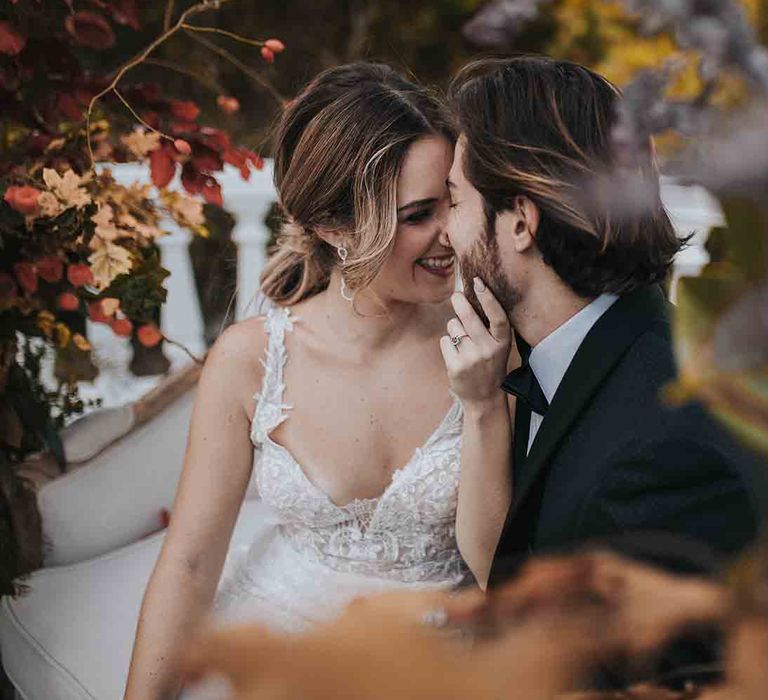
[498,196,539,253]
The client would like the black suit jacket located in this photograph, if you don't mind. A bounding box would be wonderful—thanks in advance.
[490,286,762,586]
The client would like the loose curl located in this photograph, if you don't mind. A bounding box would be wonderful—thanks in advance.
[260,62,453,306]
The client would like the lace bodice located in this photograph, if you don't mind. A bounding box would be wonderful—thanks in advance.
[247,305,467,584]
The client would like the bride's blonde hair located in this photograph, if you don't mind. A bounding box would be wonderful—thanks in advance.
[260,63,454,306]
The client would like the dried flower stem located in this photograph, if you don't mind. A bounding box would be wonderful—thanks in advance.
[112,88,175,144]
[84,0,231,171]
[163,0,176,32]
[143,57,227,96]
[180,23,266,48]
[184,29,285,104]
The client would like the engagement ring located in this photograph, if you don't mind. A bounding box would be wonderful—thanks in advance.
[451,334,469,347]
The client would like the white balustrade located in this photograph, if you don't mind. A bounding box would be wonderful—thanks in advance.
[98,164,724,389]
[218,160,276,321]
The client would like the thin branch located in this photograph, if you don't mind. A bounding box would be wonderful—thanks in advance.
[112,88,174,143]
[85,0,231,170]
[143,57,227,96]
[181,23,265,48]
[163,0,176,32]
[183,29,286,105]
[162,334,205,365]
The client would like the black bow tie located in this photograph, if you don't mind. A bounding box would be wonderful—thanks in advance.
[500,335,550,415]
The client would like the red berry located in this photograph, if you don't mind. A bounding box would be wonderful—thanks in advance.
[174,139,192,155]
[137,323,163,348]
[67,263,94,288]
[264,39,285,53]
[57,292,80,312]
[4,185,40,215]
[216,95,240,114]
[87,300,110,323]
[260,46,275,63]
[110,317,133,337]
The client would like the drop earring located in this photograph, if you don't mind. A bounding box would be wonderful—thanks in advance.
[338,246,353,301]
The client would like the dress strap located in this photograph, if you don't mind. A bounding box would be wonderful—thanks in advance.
[250,304,295,445]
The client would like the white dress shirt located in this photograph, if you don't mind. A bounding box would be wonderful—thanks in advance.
[526,294,619,454]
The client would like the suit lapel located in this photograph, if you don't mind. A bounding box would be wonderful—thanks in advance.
[498,286,670,546]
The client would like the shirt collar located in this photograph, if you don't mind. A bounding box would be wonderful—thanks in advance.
[528,294,619,403]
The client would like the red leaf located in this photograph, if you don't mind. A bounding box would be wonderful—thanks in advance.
[180,163,206,195]
[109,0,141,31]
[201,179,222,207]
[199,126,231,152]
[191,145,223,172]
[170,100,200,122]
[223,147,251,180]
[65,11,116,50]
[13,262,37,294]
[140,111,160,129]
[0,272,18,299]
[37,256,63,284]
[0,21,27,56]
[170,121,200,134]
[56,93,84,121]
[149,145,176,188]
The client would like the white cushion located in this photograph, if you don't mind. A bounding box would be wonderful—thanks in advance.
[0,500,277,700]
[38,391,196,567]
[60,406,136,466]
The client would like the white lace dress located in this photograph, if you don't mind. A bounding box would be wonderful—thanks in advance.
[182,304,467,696]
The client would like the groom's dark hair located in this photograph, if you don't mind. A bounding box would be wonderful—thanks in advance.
[449,56,681,297]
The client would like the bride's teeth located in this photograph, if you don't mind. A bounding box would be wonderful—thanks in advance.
[418,256,454,269]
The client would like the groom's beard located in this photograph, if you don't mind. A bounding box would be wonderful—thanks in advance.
[458,231,519,328]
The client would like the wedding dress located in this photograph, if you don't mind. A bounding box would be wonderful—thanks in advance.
[181,303,467,697]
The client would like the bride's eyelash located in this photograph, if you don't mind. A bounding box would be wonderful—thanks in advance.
[405,209,432,224]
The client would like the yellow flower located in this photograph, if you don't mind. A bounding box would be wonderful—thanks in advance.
[55,322,72,348]
[72,333,92,352]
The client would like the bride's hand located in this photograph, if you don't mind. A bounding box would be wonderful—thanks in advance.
[439,277,512,410]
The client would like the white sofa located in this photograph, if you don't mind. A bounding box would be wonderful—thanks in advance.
[0,372,275,700]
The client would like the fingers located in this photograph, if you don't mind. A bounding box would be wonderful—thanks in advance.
[439,334,459,370]
[450,291,488,341]
[472,277,511,342]
[446,317,467,345]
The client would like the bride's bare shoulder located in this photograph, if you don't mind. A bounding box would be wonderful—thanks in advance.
[201,314,272,402]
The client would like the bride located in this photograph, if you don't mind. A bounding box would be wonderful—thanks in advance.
[124,62,513,700]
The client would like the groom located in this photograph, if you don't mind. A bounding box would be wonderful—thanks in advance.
[445,57,760,588]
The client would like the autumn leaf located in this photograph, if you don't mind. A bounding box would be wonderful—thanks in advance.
[108,0,141,31]
[88,240,133,289]
[149,145,176,188]
[160,190,205,229]
[43,168,91,209]
[0,21,26,56]
[170,100,200,122]
[120,127,161,159]
[91,203,121,242]
[64,11,115,50]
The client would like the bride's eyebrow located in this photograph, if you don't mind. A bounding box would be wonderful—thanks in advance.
[397,197,437,213]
